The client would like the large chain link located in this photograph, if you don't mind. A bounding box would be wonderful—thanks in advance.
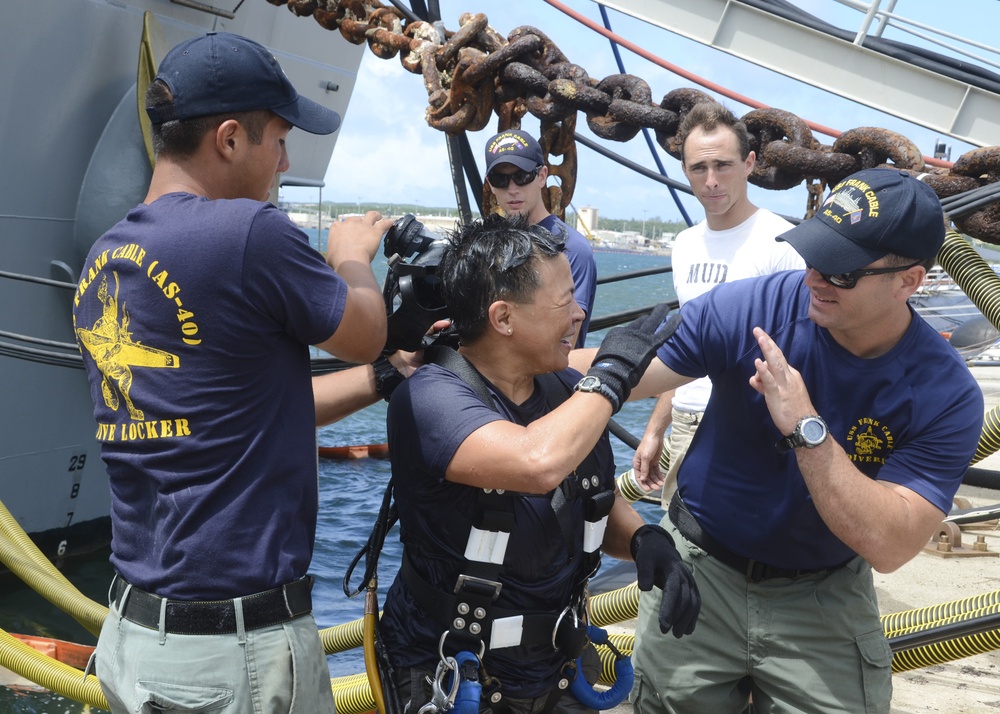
[265,0,1000,243]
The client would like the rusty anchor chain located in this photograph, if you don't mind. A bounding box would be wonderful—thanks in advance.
[263,0,1000,244]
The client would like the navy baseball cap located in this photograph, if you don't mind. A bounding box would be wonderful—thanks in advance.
[777,168,944,274]
[147,32,340,135]
[484,129,544,173]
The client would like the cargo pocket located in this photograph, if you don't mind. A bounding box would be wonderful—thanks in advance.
[630,671,660,714]
[855,630,892,714]
[135,681,234,713]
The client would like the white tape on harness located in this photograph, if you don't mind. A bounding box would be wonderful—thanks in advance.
[464,526,509,565]
[490,615,524,649]
[583,515,608,553]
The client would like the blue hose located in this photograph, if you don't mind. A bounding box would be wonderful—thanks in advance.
[569,626,633,709]
[451,651,482,714]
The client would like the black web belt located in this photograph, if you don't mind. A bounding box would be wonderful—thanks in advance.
[400,553,578,652]
[112,574,313,635]
[668,492,846,583]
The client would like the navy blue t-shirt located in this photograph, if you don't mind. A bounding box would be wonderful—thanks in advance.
[380,363,614,697]
[538,214,597,347]
[72,194,347,599]
[656,270,983,569]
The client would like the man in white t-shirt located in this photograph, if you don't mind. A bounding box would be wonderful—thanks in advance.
[630,102,805,505]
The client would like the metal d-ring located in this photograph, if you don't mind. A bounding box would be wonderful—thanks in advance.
[552,604,579,650]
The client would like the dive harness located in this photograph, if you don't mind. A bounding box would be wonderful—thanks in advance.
[402,346,626,714]
[346,346,631,714]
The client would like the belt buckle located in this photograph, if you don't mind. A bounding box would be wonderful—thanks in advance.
[746,560,768,583]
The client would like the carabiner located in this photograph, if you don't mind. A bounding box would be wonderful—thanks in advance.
[418,656,461,714]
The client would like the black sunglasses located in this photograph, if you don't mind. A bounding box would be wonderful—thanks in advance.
[487,166,541,189]
[812,260,923,289]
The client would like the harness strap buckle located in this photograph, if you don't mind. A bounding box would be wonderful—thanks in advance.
[453,573,502,600]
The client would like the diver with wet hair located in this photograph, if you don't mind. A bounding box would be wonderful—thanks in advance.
[378,213,700,714]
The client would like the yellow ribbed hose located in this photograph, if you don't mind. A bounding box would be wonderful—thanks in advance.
[590,582,640,626]
[593,634,634,685]
[972,405,1000,464]
[881,590,1000,633]
[938,230,1000,331]
[0,629,109,709]
[321,616,366,655]
[936,230,1000,462]
[330,672,377,714]
[881,590,1000,672]
[0,500,108,635]
[615,448,671,504]
[615,469,648,504]
[892,607,1000,672]
[590,586,1000,676]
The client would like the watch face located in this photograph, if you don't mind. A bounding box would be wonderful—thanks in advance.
[801,418,827,444]
[577,376,601,391]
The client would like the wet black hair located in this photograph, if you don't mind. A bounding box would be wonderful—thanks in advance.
[441,213,566,342]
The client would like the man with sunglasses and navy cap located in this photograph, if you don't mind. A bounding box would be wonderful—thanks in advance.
[74,32,391,713]
[485,129,597,347]
[572,167,984,713]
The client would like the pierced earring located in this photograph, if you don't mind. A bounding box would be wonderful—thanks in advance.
[507,328,512,334]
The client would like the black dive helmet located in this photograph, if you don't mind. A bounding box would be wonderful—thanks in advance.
[381,214,451,353]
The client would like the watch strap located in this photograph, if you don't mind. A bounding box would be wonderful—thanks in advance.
[575,375,621,412]
[775,433,800,455]
[775,415,827,455]
[372,355,404,402]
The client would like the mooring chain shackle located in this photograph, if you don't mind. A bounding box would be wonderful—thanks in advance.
[655,88,715,159]
[364,8,413,59]
[950,146,1000,243]
[265,0,1000,244]
[742,108,816,190]
[540,116,578,218]
[805,178,828,220]
[426,14,505,134]
[401,21,442,74]
[832,126,925,172]
[587,75,653,142]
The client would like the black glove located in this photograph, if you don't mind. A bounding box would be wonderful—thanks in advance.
[583,304,681,413]
[631,523,700,638]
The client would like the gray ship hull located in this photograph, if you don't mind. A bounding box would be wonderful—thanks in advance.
[0,0,364,561]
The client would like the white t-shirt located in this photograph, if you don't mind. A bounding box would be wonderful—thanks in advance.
[671,208,805,413]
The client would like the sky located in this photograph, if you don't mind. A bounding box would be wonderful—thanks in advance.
[278,0,1000,225]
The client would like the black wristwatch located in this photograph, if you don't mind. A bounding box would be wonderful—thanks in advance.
[372,355,404,402]
[574,374,619,411]
[775,415,829,455]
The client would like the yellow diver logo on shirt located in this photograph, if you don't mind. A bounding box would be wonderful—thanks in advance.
[74,242,198,443]
[76,272,179,423]
[845,418,893,465]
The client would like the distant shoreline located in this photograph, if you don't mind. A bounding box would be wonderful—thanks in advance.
[593,246,671,257]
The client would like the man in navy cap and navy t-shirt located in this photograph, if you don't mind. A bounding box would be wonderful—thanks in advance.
[484,129,597,347]
[74,32,391,713]
[570,167,984,713]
